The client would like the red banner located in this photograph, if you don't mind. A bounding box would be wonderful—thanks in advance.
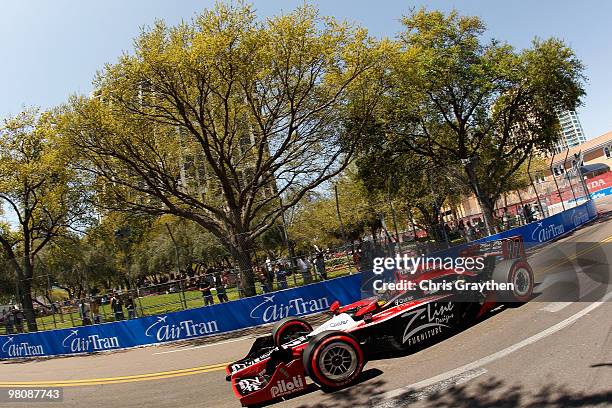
[586,171,612,193]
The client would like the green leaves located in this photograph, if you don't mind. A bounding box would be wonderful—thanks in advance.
[354,8,585,234]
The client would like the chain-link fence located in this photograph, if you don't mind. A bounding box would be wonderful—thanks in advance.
[0,248,360,334]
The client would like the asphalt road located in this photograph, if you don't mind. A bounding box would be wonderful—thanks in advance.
[2,198,612,408]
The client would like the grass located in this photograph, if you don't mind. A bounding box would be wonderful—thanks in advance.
[4,263,354,333]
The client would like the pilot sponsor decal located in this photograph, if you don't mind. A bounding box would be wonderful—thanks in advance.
[250,295,329,323]
[401,302,455,345]
[145,315,219,342]
[1,336,45,357]
[62,329,120,353]
[270,376,305,398]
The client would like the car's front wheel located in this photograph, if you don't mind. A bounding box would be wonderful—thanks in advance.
[302,331,364,391]
[272,317,313,346]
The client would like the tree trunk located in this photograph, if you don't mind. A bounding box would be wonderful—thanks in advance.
[477,195,498,235]
[19,277,38,332]
[464,163,495,236]
[228,234,256,297]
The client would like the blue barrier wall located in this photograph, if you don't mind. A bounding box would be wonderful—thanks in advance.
[360,200,598,297]
[475,199,598,247]
[0,200,598,360]
[0,274,362,359]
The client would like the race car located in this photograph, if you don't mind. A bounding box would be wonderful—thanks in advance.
[226,236,534,407]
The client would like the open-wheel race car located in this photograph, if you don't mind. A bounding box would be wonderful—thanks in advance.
[226,236,534,407]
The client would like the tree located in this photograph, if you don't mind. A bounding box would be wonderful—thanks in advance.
[131,216,227,279]
[62,3,383,295]
[0,109,91,330]
[287,166,383,251]
[383,9,584,233]
[355,135,463,243]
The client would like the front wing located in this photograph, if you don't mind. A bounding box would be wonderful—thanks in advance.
[230,358,307,406]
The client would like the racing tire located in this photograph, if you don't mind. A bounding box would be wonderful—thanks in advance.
[272,317,313,346]
[491,259,534,303]
[302,331,365,392]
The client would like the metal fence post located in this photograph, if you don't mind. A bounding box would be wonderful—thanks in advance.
[527,153,544,219]
[563,150,577,206]
[550,153,566,212]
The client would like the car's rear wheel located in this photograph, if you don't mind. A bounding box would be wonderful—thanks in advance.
[272,317,313,346]
[492,260,534,303]
[302,331,364,391]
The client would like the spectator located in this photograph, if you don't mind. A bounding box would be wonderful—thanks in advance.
[523,204,534,223]
[110,293,125,321]
[5,309,15,334]
[126,297,137,319]
[91,298,102,324]
[265,264,275,290]
[352,249,362,271]
[215,271,229,303]
[256,266,272,293]
[79,300,92,326]
[531,204,540,221]
[502,209,512,230]
[465,221,475,242]
[314,251,327,280]
[275,263,288,289]
[297,256,312,284]
[457,220,466,239]
[14,307,24,333]
[199,277,214,306]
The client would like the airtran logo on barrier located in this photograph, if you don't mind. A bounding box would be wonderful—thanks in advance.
[249,295,330,323]
[571,209,589,227]
[62,329,120,353]
[531,222,565,243]
[144,316,220,342]
[2,337,45,357]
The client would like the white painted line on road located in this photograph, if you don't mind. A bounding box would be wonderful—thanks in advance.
[152,336,253,355]
[540,284,603,312]
[534,270,577,293]
[373,369,488,407]
[540,302,573,312]
[539,267,606,312]
[374,292,612,404]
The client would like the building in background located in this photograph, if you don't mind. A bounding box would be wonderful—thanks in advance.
[554,110,587,153]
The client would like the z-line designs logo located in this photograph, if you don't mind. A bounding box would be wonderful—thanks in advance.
[249,295,330,323]
[1,336,45,357]
[401,302,455,346]
[145,315,220,342]
[62,329,120,353]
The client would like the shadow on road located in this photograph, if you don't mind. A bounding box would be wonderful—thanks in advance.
[388,377,612,408]
[304,376,612,408]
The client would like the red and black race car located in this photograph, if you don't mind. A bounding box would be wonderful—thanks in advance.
[226,236,534,407]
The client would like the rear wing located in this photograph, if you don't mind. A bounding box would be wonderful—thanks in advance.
[459,236,526,261]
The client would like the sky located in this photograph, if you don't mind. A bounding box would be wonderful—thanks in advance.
[1,1,610,139]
